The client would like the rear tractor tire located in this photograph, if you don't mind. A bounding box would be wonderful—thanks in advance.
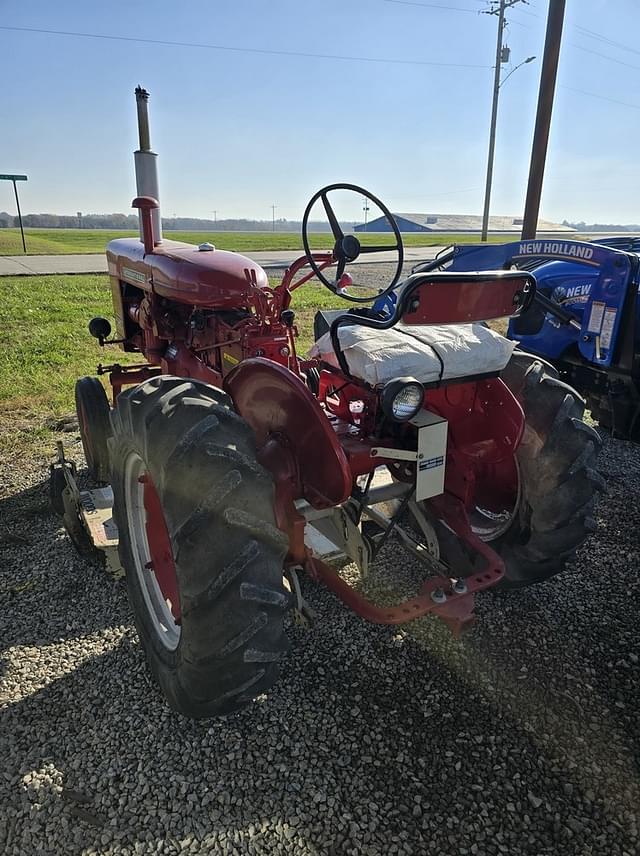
[75,376,112,482]
[110,376,290,718]
[491,351,605,588]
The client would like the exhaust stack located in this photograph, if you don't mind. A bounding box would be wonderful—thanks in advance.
[133,86,162,245]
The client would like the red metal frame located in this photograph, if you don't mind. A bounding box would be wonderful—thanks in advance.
[278,252,336,301]
[308,493,505,636]
[103,233,527,631]
[425,378,524,509]
[108,364,161,401]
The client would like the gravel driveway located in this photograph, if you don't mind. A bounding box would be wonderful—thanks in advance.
[1,420,639,855]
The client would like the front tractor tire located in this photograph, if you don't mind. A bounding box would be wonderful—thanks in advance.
[110,376,290,718]
[75,376,112,482]
[493,352,605,588]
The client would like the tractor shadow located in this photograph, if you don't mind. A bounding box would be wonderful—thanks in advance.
[1,599,639,855]
[0,470,129,663]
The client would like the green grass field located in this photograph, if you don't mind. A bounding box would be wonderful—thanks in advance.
[0,273,335,443]
[0,227,515,256]
[0,275,119,414]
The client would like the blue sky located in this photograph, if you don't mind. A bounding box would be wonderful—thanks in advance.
[1,0,639,223]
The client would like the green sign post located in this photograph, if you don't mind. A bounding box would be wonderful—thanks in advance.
[0,174,28,253]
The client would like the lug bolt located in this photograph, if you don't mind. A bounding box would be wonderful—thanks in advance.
[452,579,467,594]
[431,588,447,604]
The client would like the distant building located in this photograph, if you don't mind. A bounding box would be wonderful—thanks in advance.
[354,213,576,233]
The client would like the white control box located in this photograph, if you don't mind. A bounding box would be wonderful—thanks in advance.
[411,409,448,502]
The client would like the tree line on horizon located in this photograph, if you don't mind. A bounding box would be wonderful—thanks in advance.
[561,219,640,233]
[0,211,348,232]
[1,211,637,233]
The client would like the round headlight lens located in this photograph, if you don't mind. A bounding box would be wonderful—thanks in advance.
[382,379,424,422]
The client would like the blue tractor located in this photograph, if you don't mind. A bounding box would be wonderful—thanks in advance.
[410,237,640,441]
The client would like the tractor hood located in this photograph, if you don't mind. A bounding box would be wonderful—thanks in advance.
[106,237,269,309]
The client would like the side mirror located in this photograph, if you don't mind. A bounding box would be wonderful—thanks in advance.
[89,317,112,344]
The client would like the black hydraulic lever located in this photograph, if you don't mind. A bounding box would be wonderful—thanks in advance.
[533,291,582,330]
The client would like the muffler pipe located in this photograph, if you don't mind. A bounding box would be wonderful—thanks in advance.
[134,86,162,244]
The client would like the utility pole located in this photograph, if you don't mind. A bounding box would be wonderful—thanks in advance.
[363,197,370,231]
[13,178,26,252]
[0,174,28,252]
[271,204,276,232]
[212,210,217,223]
[480,0,529,242]
[521,0,566,239]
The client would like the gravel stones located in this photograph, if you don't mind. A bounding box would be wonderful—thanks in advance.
[1,414,639,854]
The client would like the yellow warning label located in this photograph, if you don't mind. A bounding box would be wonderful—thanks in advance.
[223,352,240,367]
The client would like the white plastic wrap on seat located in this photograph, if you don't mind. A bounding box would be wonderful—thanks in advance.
[310,322,516,386]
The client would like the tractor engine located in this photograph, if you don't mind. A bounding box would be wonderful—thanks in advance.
[104,228,296,390]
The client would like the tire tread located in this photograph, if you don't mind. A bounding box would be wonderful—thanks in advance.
[496,352,603,588]
[110,375,288,718]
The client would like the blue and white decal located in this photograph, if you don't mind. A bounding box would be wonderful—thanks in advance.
[516,241,597,264]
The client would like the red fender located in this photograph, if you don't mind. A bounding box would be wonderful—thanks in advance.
[224,358,351,509]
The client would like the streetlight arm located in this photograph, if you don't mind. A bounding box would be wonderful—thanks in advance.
[499,55,536,89]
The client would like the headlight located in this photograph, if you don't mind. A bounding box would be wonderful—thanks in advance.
[381,378,424,422]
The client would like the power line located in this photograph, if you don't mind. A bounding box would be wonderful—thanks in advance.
[560,85,640,112]
[508,4,640,59]
[5,18,640,106]
[569,43,640,74]
[0,24,490,69]
[482,9,640,122]
[482,0,531,15]
[384,1,481,13]
[508,4,539,18]
[474,7,640,76]
[388,0,640,65]
[573,24,640,57]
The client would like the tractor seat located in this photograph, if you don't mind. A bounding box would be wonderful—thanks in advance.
[310,312,516,387]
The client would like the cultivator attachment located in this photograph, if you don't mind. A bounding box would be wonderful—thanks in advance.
[296,469,504,637]
[50,443,122,577]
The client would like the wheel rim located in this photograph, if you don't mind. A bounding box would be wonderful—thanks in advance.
[124,452,181,651]
[469,458,521,542]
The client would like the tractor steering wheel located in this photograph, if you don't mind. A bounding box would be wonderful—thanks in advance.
[301,183,404,304]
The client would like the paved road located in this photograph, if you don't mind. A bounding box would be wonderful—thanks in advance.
[0,255,110,276]
[0,246,444,276]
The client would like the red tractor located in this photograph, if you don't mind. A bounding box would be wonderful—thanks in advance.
[64,91,602,718]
